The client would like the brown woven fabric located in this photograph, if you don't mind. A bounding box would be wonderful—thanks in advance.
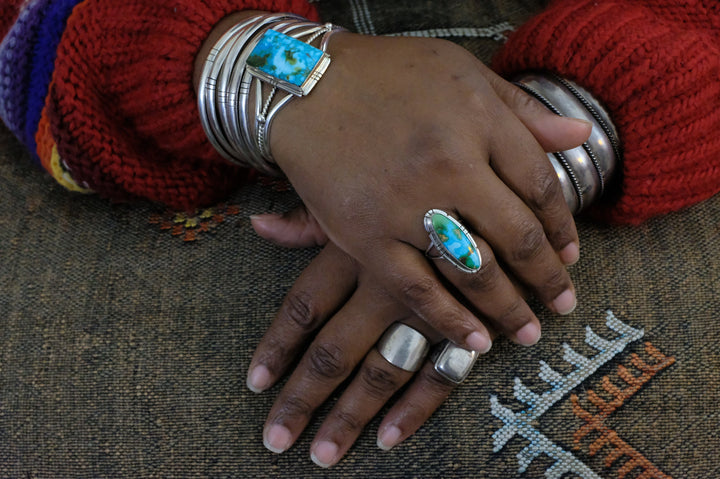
[1,0,718,477]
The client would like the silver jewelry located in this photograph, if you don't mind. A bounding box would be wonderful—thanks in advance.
[424,209,482,273]
[198,14,344,175]
[197,17,259,162]
[376,323,430,372]
[513,73,622,214]
[430,340,478,384]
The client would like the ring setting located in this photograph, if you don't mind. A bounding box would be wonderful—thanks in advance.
[424,209,481,273]
[430,340,479,384]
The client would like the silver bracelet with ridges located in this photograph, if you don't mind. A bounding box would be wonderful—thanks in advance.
[513,72,621,214]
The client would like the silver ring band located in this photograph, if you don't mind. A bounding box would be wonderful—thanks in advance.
[430,340,479,384]
[376,323,430,372]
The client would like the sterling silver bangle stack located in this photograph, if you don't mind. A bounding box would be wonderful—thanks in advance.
[513,72,622,215]
[197,14,344,175]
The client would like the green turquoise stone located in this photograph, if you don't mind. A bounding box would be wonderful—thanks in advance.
[429,211,481,271]
[247,29,323,87]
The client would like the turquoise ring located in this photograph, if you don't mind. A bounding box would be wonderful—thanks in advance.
[424,209,482,273]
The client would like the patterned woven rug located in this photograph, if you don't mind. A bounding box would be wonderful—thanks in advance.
[1,1,718,477]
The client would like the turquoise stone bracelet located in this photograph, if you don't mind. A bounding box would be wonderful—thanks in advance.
[424,209,482,273]
[246,29,331,97]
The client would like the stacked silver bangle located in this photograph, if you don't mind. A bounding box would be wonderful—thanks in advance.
[197,14,344,175]
[513,72,622,214]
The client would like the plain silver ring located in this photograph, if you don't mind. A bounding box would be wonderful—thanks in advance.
[376,323,430,372]
[430,340,479,384]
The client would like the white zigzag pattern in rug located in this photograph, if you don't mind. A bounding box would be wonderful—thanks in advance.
[490,310,644,478]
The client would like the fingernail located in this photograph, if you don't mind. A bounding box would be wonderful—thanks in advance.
[466,331,492,354]
[249,213,279,222]
[559,242,580,266]
[247,364,271,393]
[310,441,339,468]
[263,424,292,454]
[552,289,577,315]
[377,425,402,451]
[516,322,541,346]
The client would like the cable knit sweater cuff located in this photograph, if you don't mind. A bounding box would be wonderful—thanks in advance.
[41,0,317,209]
[493,0,720,224]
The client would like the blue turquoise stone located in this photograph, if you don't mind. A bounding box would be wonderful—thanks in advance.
[430,212,481,271]
[247,29,323,87]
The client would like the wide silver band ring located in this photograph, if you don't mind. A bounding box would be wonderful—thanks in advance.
[430,340,479,384]
[376,323,430,372]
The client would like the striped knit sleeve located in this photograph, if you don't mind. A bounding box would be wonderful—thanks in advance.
[1,0,317,208]
[493,0,720,224]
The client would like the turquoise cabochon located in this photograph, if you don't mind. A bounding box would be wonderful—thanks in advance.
[426,210,481,272]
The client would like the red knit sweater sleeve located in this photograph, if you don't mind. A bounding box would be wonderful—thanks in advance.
[47,0,318,210]
[493,0,720,224]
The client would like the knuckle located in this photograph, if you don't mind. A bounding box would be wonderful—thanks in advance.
[496,299,533,332]
[307,342,348,381]
[276,395,313,422]
[511,221,547,263]
[546,216,576,250]
[256,336,293,375]
[406,131,459,173]
[400,276,440,309]
[399,278,468,335]
[417,367,456,395]
[526,166,561,212]
[360,365,402,400]
[281,289,320,332]
[541,266,569,296]
[465,252,500,293]
[509,85,545,115]
[331,409,363,434]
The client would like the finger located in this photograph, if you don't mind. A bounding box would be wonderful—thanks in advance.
[461,185,576,314]
[309,348,415,467]
[427,228,542,346]
[482,65,592,153]
[247,243,357,393]
[482,74,581,265]
[486,115,580,265]
[364,240,493,353]
[251,205,328,248]
[261,283,403,454]
[456,174,577,315]
[376,360,456,451]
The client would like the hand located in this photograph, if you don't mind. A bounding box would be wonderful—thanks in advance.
[272,32,590,352]
[247,242,477,467]
[247,177,573,467]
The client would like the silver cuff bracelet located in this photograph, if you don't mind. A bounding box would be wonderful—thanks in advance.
[513,72,622,214]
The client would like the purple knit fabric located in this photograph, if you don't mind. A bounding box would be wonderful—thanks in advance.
[24,0,85,163]
[0,0,51,145]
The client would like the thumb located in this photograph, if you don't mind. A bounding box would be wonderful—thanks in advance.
[250,205,328,248]
[486,71,592,152]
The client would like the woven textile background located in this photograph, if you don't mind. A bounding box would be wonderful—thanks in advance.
[1,0,718,477]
